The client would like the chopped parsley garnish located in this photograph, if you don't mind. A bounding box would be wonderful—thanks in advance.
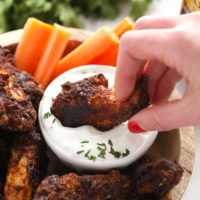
[81,140,89,144]
[122,149,130,157]
[98,150,106,159]
[76,139,130,161]
[97,146,106,159]
[44,112,52,119]
[76,150,84,154]
[109,146,121,158]
[108,139,113,147]
[52,118,56,124]
[89,155,96,161]
[85,149,91,158]
[97,143,106,150]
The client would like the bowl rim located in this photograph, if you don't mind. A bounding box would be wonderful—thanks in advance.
[39,64,158,171]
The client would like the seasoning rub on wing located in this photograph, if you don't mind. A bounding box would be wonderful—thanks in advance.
[34,155,183,200]
[4,129,48,200]
[51,73,149,131]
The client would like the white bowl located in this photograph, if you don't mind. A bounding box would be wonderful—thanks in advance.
[39,65,158,171]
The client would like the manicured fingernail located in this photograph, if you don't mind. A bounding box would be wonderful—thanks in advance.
[128,122,145,133]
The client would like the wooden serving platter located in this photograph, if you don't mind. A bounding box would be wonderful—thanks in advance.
[0,28,195,200]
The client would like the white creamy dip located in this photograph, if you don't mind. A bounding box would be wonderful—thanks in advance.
[39,65,158,171]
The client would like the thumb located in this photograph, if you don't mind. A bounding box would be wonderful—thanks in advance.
[128,96,200,133]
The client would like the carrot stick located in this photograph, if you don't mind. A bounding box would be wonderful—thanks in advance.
[90,47,118,66]
[14,18,53,74]
[113,17,134,38]
[33,23,71,88]
[90,18,134,66]
[54,27,119,78]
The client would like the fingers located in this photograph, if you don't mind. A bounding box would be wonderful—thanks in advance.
[144,60,168,102]
[152,68,182,104]
[128,95,200,132]
[135,16,178,30]
[115,29,176,101]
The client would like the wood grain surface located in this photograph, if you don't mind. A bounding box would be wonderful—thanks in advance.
[0,29,195,200]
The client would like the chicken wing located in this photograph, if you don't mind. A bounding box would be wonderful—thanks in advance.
[34,170,131,200]
[4,129,48,200]
[0,46,43,110]
[51,73,149,131]
[127,155,183,200]
[0,64,36,132]
[33,155,183,200]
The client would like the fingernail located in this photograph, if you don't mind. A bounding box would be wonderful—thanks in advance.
[128,122,145,133]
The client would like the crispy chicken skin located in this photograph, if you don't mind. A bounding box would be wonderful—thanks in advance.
[127,155,183,200]
[34,155,183,200]
[51,73,149,131]
[0,46,43,110]
[34,171,131,200]
[0,64,36,132]
[4,129,48,200]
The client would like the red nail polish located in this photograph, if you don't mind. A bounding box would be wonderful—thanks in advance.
[128,122,145,133]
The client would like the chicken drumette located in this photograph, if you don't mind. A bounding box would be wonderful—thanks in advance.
[4,129,48,200]
[0,46,43,110]
[33,155,183,200]
[51,73,149,131]
[0,46,44,132]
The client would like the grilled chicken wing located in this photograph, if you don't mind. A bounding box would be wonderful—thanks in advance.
[127,155,183,200]
[51,73,149,131]
[34,155,183,200]
[0,64,36,132]
[0,46,43,110]
[4,129,48,200]
[34,170,131,200]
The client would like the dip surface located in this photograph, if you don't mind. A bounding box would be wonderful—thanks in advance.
[39,65,157,171]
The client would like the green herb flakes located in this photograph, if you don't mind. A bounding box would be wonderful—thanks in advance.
[122,149,130,157]
[81,140,89,144]
[76,150,84,154]
[97,143,106,150]
[108,139,113,147]
[52,118,56,123]
[85,149,91,158]
[89,155,96,161]
[44,112,52,119]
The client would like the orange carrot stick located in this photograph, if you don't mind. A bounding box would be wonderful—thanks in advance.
[33,23,71,88]
[113,17,134,38]
[90,18,134,66]
[54,27,119,78]
[90,47,118,66]
[14,18,53,74]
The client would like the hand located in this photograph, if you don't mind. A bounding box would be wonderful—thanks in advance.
[115,12,200,132]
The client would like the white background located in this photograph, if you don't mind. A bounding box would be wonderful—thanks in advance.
[81,0,183,31]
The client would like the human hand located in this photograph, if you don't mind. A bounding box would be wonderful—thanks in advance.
[115,12,200,133]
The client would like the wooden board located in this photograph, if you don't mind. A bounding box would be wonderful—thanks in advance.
[0,29,195,200]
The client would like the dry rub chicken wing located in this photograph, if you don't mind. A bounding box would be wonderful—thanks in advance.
[51,73,149,131]
[4,129,48,200]
[34,170,131,200]
[33,155,183,200]
[127,155,183,200]
[0,46,43,110]
[0,64,36,132]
